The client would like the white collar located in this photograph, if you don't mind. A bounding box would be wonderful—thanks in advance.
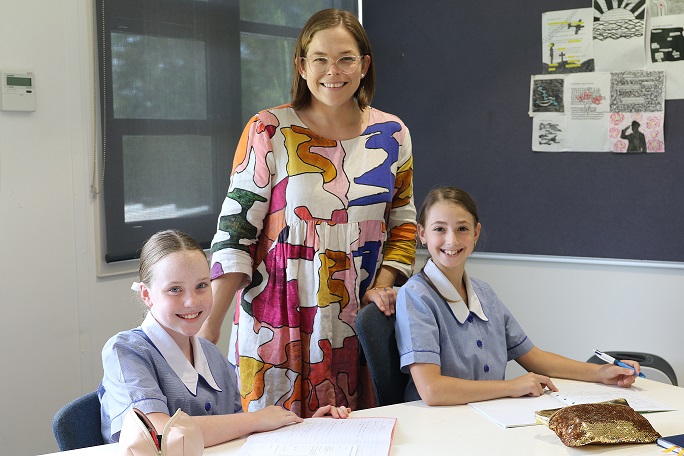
[141,313,222,395]
[423,259,489,324]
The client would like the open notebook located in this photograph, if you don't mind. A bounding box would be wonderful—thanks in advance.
[469,384,673,428]
[237,417,397,456]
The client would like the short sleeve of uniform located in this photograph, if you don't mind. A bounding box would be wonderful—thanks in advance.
[501,299,534,361]
[395,277,443,372]
[99,331,171,441]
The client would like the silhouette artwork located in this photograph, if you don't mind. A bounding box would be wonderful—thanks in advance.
[620,120,647,152]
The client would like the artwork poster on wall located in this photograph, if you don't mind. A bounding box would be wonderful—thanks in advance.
[529,70,665,152]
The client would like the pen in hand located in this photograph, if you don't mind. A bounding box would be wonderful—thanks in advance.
[594,350,646,378]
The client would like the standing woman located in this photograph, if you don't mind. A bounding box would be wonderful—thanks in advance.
[200,8,416,417]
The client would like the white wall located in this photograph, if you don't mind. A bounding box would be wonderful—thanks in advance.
[0,1,682,455]
[465,254,684,383]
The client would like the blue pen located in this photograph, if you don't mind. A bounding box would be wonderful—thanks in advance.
[594,350,646,378]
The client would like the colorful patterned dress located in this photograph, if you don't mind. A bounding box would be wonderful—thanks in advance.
[210,104,416,417]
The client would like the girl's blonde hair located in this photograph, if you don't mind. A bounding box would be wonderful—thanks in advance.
[139,230,203,286]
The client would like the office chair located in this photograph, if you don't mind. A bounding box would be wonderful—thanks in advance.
[52,391,105,451]
[356,304,409,406]
[587,351,678,386]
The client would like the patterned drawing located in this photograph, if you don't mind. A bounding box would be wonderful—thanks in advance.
[593,0,646,40]
[210,105,416,417]
[532,78,565,112]
[610,70,665,112]
[608,112,664,152]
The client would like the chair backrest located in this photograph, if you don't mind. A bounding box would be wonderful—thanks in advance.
[52,391,105,451]
[586,351,678,386]
[356,304,409,406]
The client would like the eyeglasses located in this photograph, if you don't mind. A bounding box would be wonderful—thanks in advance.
[302,55,365,75]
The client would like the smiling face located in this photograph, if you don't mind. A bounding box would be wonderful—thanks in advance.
[141,249,212,347]
[299,25,370,111]
[419,201,481,281]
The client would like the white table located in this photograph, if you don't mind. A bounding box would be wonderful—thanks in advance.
[41,378,683,456]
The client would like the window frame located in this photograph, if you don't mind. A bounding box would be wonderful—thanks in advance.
[97,0,241,262]
[96,0,360,266]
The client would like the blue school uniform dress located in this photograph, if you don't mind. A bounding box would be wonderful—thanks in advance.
[99,313,242,443]
[395,259,534,402]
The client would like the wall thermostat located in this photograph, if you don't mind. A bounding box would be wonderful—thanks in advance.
[1,70,36,112]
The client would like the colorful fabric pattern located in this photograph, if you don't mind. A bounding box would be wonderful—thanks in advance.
[210,105,416,417]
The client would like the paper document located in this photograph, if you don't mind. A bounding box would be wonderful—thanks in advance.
[542,8,594,74]
[469,383,673,428]
[238,417,397,456]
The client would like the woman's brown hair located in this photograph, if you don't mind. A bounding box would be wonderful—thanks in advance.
[418,187,480,235]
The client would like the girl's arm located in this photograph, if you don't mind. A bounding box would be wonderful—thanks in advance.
[147,405,351,448]
[409,362,557,406]
[146,406,300,447]
[516,346,639,388]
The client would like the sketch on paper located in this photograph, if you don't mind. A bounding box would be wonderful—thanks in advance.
[593,0,646,40]
[542,8,595,73]
[650,26,684,62]
[608,71,665,152]
[530,70,665,152]
[570,86,605,119]
[531,78,564,113]
[538,121,564,146]
[610,70,665,112]
[532,115,567,152]
[648,0,684,17]
[644,3,684,99]
[608,113,664,152]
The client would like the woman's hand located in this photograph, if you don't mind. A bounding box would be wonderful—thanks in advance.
[361,286,397,316]
[312,404,351,419]
[597,360,641,388]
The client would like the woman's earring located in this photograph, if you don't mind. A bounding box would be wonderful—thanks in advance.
[361,73,365,78]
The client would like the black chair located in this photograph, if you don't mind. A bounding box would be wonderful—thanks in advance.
[356,304,409,406]
[52,391,105,451]
[587,351,678,386]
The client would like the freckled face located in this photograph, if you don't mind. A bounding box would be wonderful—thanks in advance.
[299,25,369,110]
[418,201,480,276]
[141,250,212,346]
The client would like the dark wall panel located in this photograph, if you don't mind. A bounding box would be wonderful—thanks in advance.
[364,0,684,262]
